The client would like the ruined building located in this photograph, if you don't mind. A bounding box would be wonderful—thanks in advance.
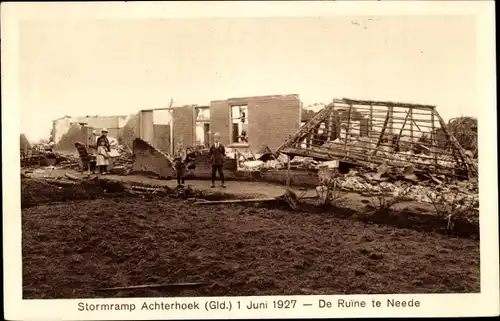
[136,94,302,154]
[51,94,303,157]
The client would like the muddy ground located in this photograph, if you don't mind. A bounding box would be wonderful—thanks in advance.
[22,178,480,299]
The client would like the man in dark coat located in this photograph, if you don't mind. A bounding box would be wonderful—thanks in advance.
[209,132,226,188]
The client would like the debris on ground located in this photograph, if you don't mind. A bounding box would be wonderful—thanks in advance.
[22,178,480,299]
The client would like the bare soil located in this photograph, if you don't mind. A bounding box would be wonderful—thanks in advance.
[22,178,480,299]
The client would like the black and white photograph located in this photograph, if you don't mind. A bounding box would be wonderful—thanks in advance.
[2,2,498,320]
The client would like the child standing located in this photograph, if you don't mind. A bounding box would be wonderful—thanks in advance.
[96,140,110,175]
[173,142,187,187]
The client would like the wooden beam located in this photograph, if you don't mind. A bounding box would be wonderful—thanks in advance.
[98,282,209,291]
[195,197,277,205]
[434,111,478,176]
[276,106,331,152]
[412,119,422,132]
[395,108,411,146]
[388,105,394,142]
[280,147,335,160]
[169,111,174,155]
[286,155,291,187]
[410,108,414,152]
[326,104,335,141]
[344,105,352,152]
[431,109,438,167]
[372,108,391,155]
[337,98,436,110]
[369,104,373,133]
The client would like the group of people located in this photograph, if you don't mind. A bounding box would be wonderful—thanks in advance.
[173,132,227,188]
[93,129,228,188]
[94,128,115,175]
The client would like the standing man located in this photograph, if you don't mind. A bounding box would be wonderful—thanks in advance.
[209,132,226,188]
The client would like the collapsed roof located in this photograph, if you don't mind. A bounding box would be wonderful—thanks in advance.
[277,98,478,179]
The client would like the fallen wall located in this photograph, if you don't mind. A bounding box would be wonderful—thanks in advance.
[118,113,140,151]
[131,138,175,179]
[52,115,125,145]
[54,124,86,154]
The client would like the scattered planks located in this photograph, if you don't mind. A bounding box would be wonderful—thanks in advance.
[194,197,276,205]
[127,185,167,193]
[125,185,170,196]
[65,173,83,181]
[195,189,300,211]
[44,179,78,187]
[97,282,210,291]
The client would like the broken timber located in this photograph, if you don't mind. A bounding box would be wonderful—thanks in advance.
[194,197,277,205]
[277,97,477,179]
[195,189,299,210]
[98,282,209,291]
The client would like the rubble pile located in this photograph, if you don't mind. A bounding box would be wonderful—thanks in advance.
[56,155,81,169]
[240,154,322,171]
[327,169,478,209]
[110,145,134,174]
[322,137,476,173]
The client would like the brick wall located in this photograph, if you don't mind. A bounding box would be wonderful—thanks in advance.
[173,106,195,148]
[54,124,87,153]
[209,100,230,146]
[211,94,301,152]
[259,169,319,187]
[153,124,171,154]
[92,128,120,139]
[247,94,301,151]
[139,110,154,143]
[72,115,121,130]
[131,138,174,179]
[117,113,140,151]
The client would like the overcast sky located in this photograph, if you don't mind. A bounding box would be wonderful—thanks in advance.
[19,15,477,142]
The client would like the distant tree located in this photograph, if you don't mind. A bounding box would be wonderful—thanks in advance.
[447,116,478,156]
[301,109,318,122]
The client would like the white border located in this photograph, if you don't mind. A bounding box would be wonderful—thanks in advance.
[2,1,498,320]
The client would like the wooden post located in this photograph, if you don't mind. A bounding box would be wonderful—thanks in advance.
[327,106,335,141]
[192,106,196,148]
[169,110,174,155]
[344,105,352,153]
[387,106,394,144]
[395,108,411,146]
[431,109,437,167]
[369,104,373,135]
[286,155,291,188]
[372,108,391,155]
[434,111,477,176]
[410,108,414,153]
[276,107,330,153]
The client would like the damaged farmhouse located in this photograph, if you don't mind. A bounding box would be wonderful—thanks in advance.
[21,93,480,299]
[17,15,487,306]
